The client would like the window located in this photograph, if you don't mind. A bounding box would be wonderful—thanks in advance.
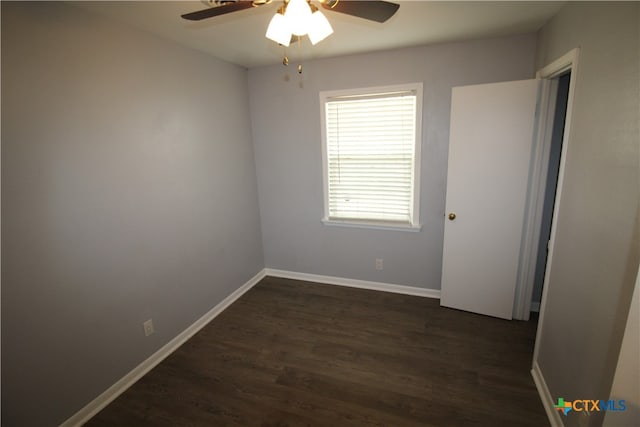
[320,83,422,230]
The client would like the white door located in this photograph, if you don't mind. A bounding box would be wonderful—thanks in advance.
[440,79,539,320]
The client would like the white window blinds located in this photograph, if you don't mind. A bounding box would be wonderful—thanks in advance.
[324,90,418,225]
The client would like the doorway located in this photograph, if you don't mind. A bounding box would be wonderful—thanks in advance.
[513,48,580,322]
[530,72,571,311]
[440,50,580,322]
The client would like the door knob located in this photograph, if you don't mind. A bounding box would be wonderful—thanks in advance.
[448,213,456,221]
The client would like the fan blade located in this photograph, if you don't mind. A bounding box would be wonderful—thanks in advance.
[320,0,399,23]
[181,1,254,21]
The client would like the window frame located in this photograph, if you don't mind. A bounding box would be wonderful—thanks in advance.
[320,83,423,232]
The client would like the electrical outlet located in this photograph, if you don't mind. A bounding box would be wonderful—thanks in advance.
[143,319,154,337]
[376,258,383,270]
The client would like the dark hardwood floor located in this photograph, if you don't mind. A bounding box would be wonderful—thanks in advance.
[86,276,548,426]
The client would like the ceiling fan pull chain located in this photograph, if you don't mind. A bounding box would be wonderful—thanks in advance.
[297,35,303,74]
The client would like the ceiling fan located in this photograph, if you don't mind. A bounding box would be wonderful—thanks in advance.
[182,0,400,46]
[182,0,400,24]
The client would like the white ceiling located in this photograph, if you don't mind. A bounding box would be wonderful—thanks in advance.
[74,1,564,68]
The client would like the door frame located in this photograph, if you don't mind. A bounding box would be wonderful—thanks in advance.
[512,49,580,324]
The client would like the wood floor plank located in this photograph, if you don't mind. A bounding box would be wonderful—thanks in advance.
[86,277,549,426]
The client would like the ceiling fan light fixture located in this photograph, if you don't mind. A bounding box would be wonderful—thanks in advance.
[265,11,292,46]
[284,0,313,36]
[308,9,333,45]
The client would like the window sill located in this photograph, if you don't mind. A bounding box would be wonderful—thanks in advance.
[321,218,422,232]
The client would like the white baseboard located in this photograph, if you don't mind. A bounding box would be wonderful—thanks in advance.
[531,301,541,312]
[61,268,438,426]
[60,269,267,427]
[531,361,563,427]
[264,268,441,299]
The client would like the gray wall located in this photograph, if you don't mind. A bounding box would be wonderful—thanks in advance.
[1,2,263,426]
[604,267,639,426]
[534,3,639,427]
[249,34,537,289]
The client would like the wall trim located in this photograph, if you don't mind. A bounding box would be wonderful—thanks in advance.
[531,361,564,427]
[264,268,441,299]
[62,268,438,426]
[60,269,267,427]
